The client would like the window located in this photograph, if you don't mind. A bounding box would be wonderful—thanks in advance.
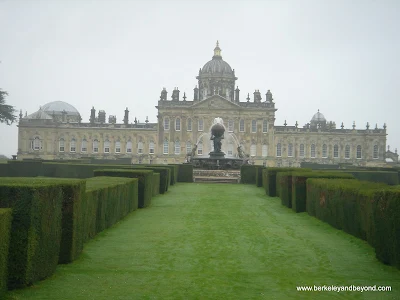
[250,144,256,157]
[104,140,110,153]
[175,118,181,131]
[149,141,155,154]
[137,141,144,154]
[126,141,132,153]
[239,119,244,132]
[322,144,327,158]
[345,145,350,159]
[81,139,87,152]
[356,145,362,159]
[288,143,293,157]
[276,143,282,157]
[198,119,204,131]
[175,140,180,155]
[70,138,76,152]
[93,139,99,153]
[186,141,192,154]
[299,144,305,158]
[228,143,233,156]
[373,144,379,159]
[164,117,170,130]
[259,145,266,157]
[333,144,339,158]
[59,138,65,152]
[197,141,203,155]
[228,120,234,132]
[163,139,169,154]
[251,120,257,133]
[187,118,192,131]
[263,120,268,133]
[311,144,316,158]
[115,141,121,153]
[33,137,41,151]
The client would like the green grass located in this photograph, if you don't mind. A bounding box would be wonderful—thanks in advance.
[5,183,400,299]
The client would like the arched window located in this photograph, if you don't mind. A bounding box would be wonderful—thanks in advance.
[276,143,282,157]
[356,145,362,159]
[311,144,316,158]
[163,139,169,154]
[197,141,203,155]
[263,120,268,133]
[81,139,87,153]
[198,119,204,131]
[239,119,245,132]
[59,138,65,152]
[228,120,234,132]
[373,144,379,159]
[70,138,76,152]
[175,117,181,131]
[104,140,110,153]
[345,145,350,159]
[250,144,256,157]
[115,141,121,153]
[149,141,155,154]
[126,141,132,153]
[251,120,257,133]
[33,137,41,151]
[137,141,144,154]
[299,144,305,157]
[164,117,170,130]
[262,145,268,157]
[322,144,327,158]
[186,141,192,154]
[93,139,99,153]
[288,143,293,157]
[187,118,192,131]
[333,144,339,158]
[175,140,180,154]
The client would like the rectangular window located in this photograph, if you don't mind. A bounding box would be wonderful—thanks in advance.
[356,145,362,159]
[175,118,181,131]
[197,143,203,155]
[311,144,316,158]
[333,145,339,158]
[345,145,350,159]
[81,140,87,152]
[373,145,378,159]
[187,118,192,131]
[115,141,121,153]
[262,145,268,157]
[59,140,65,152]
[70,140,76,152]
[288,143,293,157]
[252,120,257,133]
[276,143,281,157]
[198,119,204,131]
[149,142,155,154]
[164,118,169,130]
[33,138,40,150]
[163,141,169,154]
[186,142,192,154]
[322,144,327,158]
[263,120,268,133]
[175,141,180,154]
[137,142,143,154]
[299,144,305,158]
[93,140,99,153]
[228,120,234,132]
[126,142,132,153]
[239,120,244,132]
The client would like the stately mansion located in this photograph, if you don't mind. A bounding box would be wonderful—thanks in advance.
[17,42,392,167]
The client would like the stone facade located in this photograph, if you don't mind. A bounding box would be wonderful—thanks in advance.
[17,42,389,166]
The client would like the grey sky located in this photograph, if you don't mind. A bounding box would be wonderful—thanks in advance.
[1,0,399,157]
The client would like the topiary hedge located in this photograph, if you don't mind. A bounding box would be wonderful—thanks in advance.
[152,173,160,196]
[94,169,153,208]
[255,166,266,187]
[170,163,193,182]
[292,171,355,213]
[0,180,64,288]
[343,170,399,186]
[262,168,310,197]
[0,208,12,297]
[276,172,295,208]
[132,166,170,193]
[240,165,257,184]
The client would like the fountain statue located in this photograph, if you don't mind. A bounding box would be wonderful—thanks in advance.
[209,117,225,159]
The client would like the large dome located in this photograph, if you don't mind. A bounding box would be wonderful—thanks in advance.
[311,110,326,122]
[42,101,80,116]
[200,41,234,76]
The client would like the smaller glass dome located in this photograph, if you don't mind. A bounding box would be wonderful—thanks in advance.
[41,101,80,116]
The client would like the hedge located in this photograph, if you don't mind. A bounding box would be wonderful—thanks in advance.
[255,166,265,187]
[170,163,193,182]
[291,171,355,213]
[262,168,310,197]
[306,179,400,269]
[0,180,64,288]
[152,173,160,196]
[276,172,295,208]
[240,165,257,184]
[343,170,399,186]
[94,169,153,208]
[0,208,12,297]
[6,160,43,177]
[131,166,170,194]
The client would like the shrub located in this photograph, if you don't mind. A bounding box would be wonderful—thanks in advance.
[0,208,12,297]
[263,168,310,197]
[292,171,354,213]
[240,165,257,184]
[170,163,193,182]
[255,166,265,187]
[94,169,153,208]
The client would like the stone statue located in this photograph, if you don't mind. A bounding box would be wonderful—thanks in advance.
[210,119,225,153]
[237,145,245,158]
[191,143,198,157]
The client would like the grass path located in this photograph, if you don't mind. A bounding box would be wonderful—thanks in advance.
[6,183,400,299]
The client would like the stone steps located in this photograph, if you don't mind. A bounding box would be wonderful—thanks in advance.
[193,170,241,184]
[193,176,240,184]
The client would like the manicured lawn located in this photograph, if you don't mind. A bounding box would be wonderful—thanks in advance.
[6,183,400,299]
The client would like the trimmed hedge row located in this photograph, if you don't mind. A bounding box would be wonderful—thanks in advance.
[343,170,399,186]
[0,181,64,288]
[240,165,257,184]
[256,166,265,187]
[0,208,12,297]
[170,163,194,182]
[291,171,355,213]
[307,179,400,269]
[94,169,153,208]
[262,168,311,197]
[152,173,160,196]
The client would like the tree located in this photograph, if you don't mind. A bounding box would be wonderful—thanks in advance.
[0,89,17,125]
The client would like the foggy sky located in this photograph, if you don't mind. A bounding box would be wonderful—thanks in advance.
[1,0,399,157]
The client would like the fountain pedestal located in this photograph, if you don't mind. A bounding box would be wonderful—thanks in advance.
[209,151,225,159]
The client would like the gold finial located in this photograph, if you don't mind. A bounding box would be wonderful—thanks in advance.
[216,40,219,47]
[213,40,221,57]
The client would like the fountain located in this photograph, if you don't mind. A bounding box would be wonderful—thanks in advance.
[190,117,248,169]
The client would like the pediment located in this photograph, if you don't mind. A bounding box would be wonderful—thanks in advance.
[191,95,241,110]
